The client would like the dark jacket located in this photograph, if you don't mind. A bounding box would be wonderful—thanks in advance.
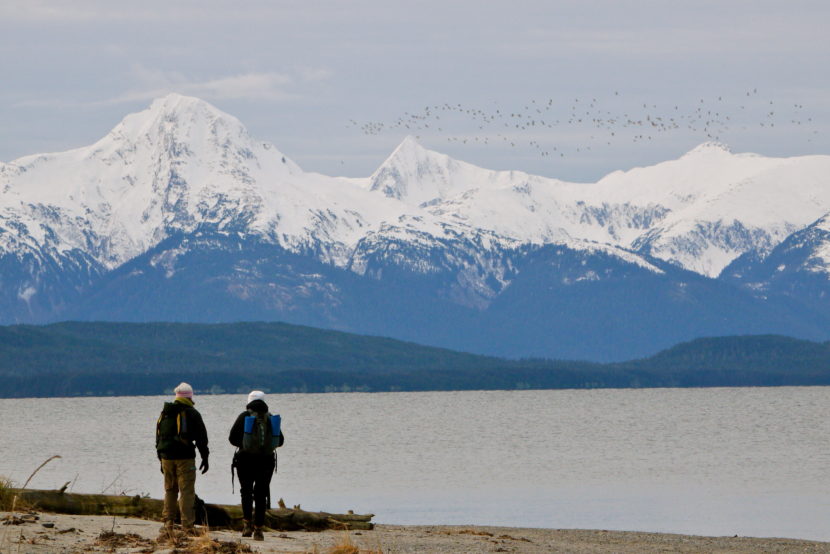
[156,399,210,461]
[228,399,285,455]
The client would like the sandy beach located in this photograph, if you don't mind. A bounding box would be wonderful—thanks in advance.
[3,511,830,553]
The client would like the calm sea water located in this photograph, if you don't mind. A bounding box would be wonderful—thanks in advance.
[1,387,829,541]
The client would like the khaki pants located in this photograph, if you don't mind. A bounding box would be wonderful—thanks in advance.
[162,458,197,528]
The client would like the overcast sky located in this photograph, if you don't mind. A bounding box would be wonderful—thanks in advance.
[1,0,828,181]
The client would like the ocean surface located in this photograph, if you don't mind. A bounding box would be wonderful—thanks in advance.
[1,387,829,541]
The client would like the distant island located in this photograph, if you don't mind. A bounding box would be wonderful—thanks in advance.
[1,321,829,398]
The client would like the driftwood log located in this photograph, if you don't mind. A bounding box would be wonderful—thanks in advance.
[10,488,374,531]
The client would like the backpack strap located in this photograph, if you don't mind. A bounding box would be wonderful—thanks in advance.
[230,450,239,494]
[178,408,188,434]
[175,405,189,444]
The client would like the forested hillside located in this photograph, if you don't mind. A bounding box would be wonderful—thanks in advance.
[1,323,829,397]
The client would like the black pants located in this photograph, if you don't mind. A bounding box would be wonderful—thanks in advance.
[236,453,275,526]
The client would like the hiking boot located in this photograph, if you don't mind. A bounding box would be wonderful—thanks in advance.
[241,520,253,538]
[181,526,202,537]
[253,526,264,541]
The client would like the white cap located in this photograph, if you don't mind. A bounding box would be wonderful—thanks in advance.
[174,382,193,398]
[247,390,265,404]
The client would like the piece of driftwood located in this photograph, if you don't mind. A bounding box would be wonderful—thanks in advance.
[10,489,374,531]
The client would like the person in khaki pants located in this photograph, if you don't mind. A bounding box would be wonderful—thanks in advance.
[155,382,209,535]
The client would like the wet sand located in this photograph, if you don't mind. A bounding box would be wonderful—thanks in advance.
[3,511,830,553]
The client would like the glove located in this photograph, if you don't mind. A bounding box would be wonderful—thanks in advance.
[199,457,209,474]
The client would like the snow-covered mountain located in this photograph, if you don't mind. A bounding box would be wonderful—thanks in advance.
[1,95,420,267]
[722,212,830,316]
[2,94,829,360]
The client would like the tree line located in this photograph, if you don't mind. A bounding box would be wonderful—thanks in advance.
[1,322,829,398]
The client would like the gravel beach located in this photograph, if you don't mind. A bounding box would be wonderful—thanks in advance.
[3,511,830,553]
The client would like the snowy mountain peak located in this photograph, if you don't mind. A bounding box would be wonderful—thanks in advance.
[382,135,447,173]
[682,141,733,157]
[144,92,240,126]
[368,136,453,205]
[368,136,524,208]
[813,212,830,231]
[394,134,426,153]
[103,93,254,156]
[0,94,310,270]
[150,92,215,112]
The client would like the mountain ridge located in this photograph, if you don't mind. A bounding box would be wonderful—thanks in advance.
[5,94,829,276]
[2,94,829,361]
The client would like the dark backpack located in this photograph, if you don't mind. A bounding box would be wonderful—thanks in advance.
[241,411,277,455]
[156,403,188,453]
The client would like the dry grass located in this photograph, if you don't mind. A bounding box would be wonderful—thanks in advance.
[0,476,33,515]
[155,525,253,553]
[95,530,155,550]
[188,527,253,553]
[327,533,360,554]
[446,528,494,537]
[0,476,14,511]
[1,456,61,554]
[9,454,61,514]
[17,455,61,493]
[324,530,384,554]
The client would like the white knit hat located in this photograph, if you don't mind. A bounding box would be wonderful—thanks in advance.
[247,390,265,404]
[174,382,193,398]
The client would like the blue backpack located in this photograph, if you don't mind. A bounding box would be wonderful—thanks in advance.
[241,411,281,454]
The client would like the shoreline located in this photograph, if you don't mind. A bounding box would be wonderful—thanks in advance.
[3,512,830,553]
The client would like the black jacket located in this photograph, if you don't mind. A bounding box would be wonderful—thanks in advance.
[228,399,285,454]
[156,400,210,461]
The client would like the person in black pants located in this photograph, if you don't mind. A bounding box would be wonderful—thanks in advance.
[228,390,285,540]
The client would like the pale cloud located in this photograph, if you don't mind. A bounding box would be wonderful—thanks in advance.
[14,66,334,108]
[117,68,296,102]
[299,68,334,83]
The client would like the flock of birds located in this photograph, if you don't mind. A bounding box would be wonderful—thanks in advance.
[347,89,820,161]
